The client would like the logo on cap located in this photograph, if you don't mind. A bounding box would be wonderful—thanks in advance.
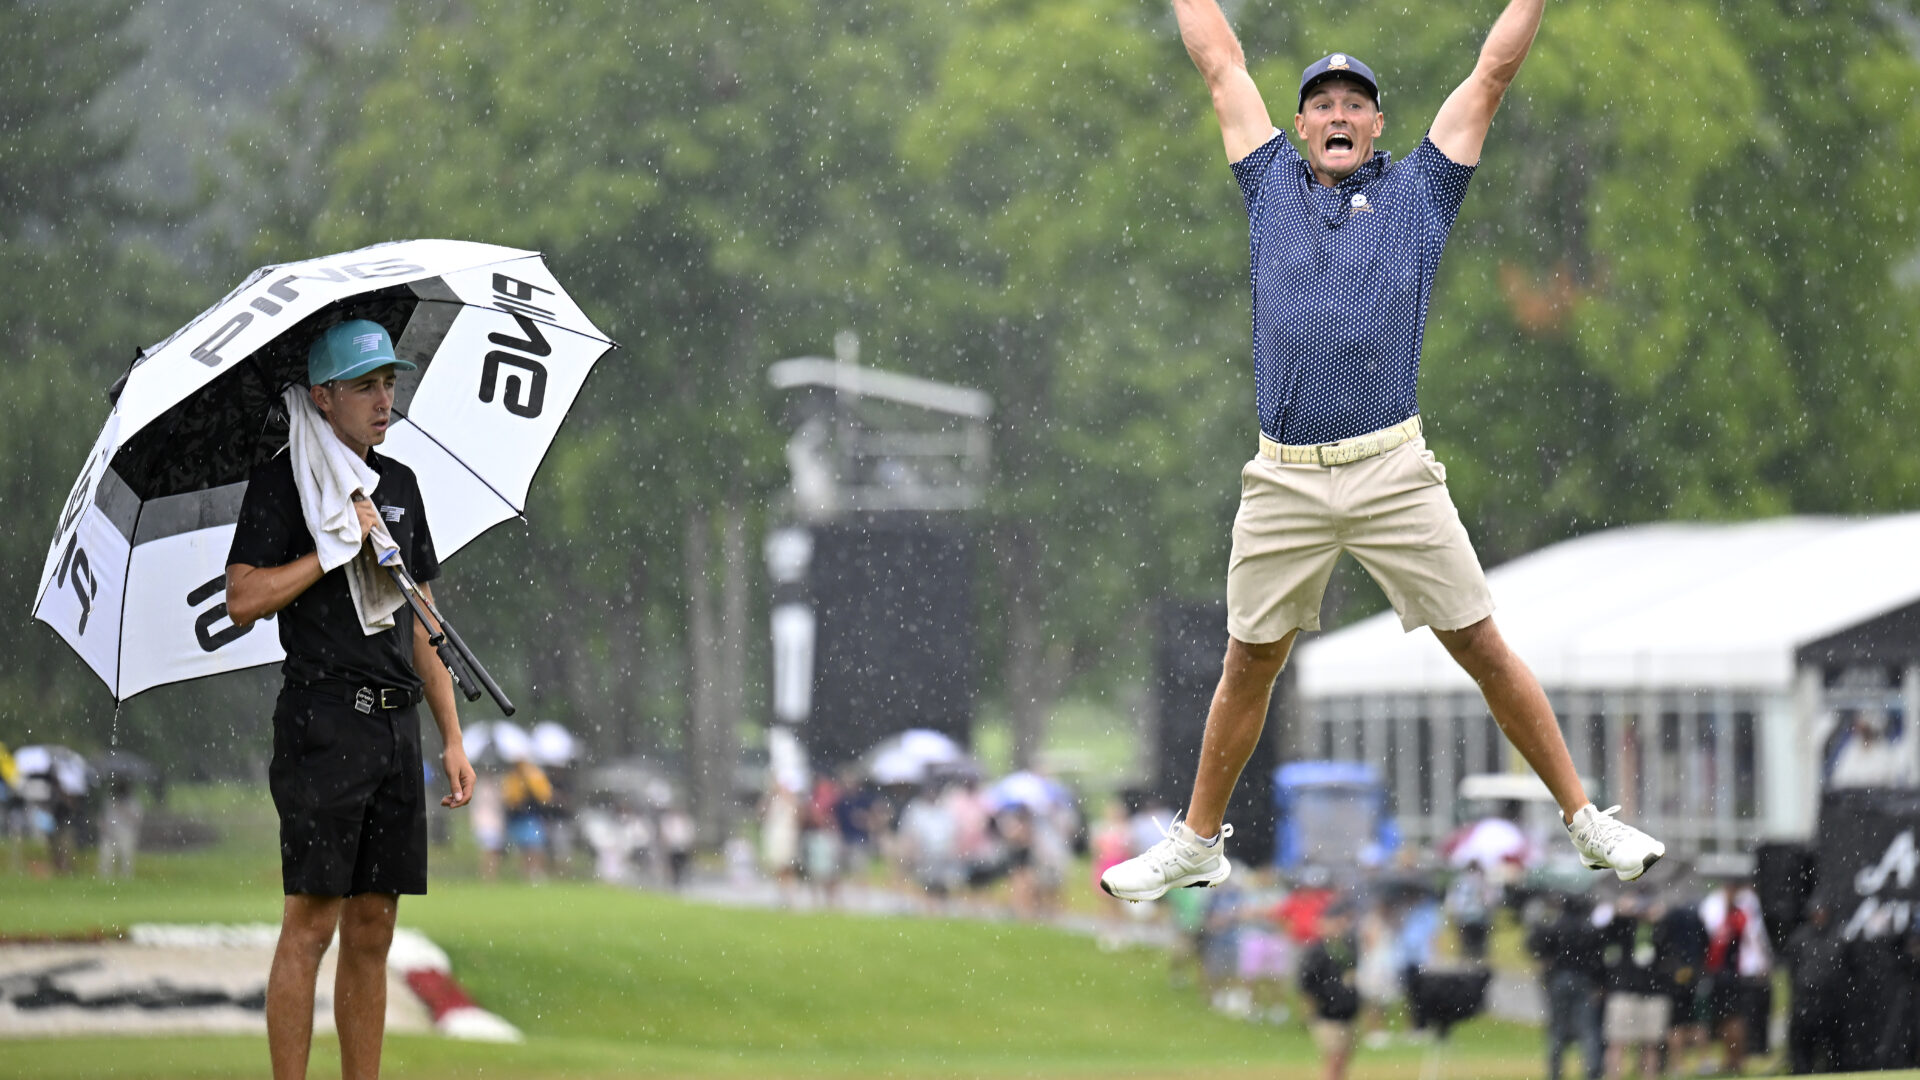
[353,333,386,355]
[1329,53,1350,70]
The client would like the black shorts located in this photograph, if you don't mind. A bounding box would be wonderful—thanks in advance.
[268,685,428,897]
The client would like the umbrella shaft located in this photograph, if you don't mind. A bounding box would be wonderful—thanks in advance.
[384,565,516,717]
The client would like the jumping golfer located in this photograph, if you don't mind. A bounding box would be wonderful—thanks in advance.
[1101,0,1664,901]
[226,320,475,1080]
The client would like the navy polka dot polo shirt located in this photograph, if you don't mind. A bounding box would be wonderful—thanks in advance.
[1230,130,1475,445]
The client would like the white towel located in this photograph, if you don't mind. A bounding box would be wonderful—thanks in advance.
[282,387,407,635]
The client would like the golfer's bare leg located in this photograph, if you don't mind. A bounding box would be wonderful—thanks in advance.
[1183,632,1297,838]
[268,894,343,1080]
[1433,616,1589,822]
[335,892,398,1080]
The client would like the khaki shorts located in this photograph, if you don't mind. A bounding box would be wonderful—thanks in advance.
[1310,1019,1356,1057]
[1604,992,1672,1043]
[1227,436,1494,641]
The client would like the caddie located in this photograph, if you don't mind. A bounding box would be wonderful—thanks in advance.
[226,319,475,1080]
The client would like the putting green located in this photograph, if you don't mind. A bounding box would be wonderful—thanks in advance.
[0,786,1546,1078]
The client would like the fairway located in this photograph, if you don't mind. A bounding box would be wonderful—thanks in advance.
[0,790,1546,1079]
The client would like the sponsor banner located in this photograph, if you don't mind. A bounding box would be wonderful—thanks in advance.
[0,924,515,1041]
[1813,787,1920,940]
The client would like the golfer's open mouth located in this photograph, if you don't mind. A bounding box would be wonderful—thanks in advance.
[1325,132,1354,152]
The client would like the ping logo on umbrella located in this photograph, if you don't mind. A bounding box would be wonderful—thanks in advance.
[187,574,256,653]
[186,257,426,369]
[479,274,557,419]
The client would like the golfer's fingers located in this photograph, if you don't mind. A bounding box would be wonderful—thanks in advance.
[355,500,379,539]
[447,762,476,808]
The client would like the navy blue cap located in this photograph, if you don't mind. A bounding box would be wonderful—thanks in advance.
[1298,52,1380,111]
[308,319,415,385]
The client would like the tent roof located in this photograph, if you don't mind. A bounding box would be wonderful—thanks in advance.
[1296,514,1920,697]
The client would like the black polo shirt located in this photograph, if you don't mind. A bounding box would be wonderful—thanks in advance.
[228,447,440,692]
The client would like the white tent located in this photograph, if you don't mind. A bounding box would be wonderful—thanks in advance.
[1300,515,1920,696]
[1293,514,1920,850]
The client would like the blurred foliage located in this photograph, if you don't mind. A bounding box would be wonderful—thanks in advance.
[0,0,143,242]
[2,0,1918,778]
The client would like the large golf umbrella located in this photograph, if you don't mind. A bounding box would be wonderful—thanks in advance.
[865,728,974,785]
[982,771,1074,814]
[531,721,578,767]
[13,745,93,796]
[1440,816,1533,870]
[488,720,534,764]
[31,240,613,702]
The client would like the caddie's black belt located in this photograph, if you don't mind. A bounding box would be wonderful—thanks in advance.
[292,681,421,714]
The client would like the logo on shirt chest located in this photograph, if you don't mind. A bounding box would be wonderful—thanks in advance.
[1349,193,1374,213]
[379,505,405,523]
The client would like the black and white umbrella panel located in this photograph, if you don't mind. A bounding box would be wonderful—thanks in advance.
[33,239,612,701]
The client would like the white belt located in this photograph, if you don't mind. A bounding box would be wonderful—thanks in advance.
[1258,415,1422,466]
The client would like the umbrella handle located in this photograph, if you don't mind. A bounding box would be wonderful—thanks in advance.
[384,565,517,717]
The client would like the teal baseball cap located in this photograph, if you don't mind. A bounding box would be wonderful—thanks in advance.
[308,319,415,385]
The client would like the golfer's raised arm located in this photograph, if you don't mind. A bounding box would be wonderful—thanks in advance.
[1428,0,1544,166]
[1173,0,1274,162]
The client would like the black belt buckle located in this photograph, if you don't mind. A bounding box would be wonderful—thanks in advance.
[352,687,411,713]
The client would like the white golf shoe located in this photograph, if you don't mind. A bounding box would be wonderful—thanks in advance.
[1099,817,1233,902]
[1566,803,1665,881]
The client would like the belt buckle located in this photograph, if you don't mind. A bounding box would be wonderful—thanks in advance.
[379,688,408,710]
[1320,441,1360,466]
[354,687,375,715]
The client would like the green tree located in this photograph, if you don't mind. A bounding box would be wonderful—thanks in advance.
[307,0,955,834]
[1242,0,1920,559]
[858,0,1253,762]
[0,1,211,755]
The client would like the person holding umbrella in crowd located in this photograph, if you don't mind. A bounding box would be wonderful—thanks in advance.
[225,319,475,1080]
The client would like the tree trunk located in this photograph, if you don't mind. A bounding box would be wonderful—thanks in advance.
[998,521,1069,770]
[684,506,726,847]
[713,497,750,842]
[564,609,602,752]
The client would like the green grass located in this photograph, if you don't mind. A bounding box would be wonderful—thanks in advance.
[0,785,1548,1079]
